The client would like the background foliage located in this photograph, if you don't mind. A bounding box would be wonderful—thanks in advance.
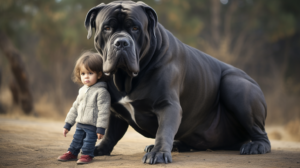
[0,0,299,124]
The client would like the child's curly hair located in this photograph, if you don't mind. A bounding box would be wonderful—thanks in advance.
[72,51,110,85]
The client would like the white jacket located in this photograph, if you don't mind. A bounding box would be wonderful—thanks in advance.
[65,82,111,129]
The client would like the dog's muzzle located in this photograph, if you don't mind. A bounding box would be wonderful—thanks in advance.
[113,37,130,50]
[103,33,139,77]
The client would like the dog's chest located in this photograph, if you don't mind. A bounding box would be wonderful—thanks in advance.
[117,96,156,121]
[118,96,136,122]
[116,96,159,134]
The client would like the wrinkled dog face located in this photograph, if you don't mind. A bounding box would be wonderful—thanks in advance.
[85,1,157,78]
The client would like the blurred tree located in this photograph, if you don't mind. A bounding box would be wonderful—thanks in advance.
[0,31,33,114]
[0,0,112,114]
[0,68,4,113]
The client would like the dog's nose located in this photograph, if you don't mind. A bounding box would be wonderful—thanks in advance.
[114,37,130,49]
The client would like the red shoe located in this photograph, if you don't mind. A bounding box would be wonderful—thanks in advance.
[77,155,93,164]
[57,151,77,161]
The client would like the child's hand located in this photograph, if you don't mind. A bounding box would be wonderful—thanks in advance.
[63,128,69,137]
[97,133,104,140]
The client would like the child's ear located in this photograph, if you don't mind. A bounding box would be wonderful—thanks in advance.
[98,72,102,79]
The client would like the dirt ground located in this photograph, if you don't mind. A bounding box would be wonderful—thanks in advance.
[0,116,300,168]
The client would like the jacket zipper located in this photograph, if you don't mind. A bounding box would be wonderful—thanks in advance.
[80,87,89,122]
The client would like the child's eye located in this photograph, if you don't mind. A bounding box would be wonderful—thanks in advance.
[81,73,85,75]
[89,72,93,75]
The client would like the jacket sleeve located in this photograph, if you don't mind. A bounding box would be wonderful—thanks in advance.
[64,89,81,126]
[96,88,111,129]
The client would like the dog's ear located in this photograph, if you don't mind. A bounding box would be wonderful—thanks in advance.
[84,3,105,39]
[137,2,158,39]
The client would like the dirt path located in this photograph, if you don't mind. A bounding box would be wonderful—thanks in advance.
[0,117,300,168]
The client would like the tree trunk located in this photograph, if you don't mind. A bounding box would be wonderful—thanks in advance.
[0,31,33,114]
[211,0,221,49]
[0,68,5,113]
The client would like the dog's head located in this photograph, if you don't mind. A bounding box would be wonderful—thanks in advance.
[84,1,157,93]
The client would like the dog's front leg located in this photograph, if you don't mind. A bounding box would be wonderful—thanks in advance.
[142,101,182,164]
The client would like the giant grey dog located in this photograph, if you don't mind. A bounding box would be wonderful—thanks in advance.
[84,1,271,164]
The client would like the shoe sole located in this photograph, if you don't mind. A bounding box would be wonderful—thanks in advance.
[57,159,77,162]
[77,161,93,164]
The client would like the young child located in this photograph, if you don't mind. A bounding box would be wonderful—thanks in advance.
[57,51,111,164]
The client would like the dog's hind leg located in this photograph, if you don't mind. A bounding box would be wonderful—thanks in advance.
[220,69,271,155]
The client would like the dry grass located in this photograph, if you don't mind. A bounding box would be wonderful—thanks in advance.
[285,119,300,141]
[0,87,72,121]
[34,94,73,121]
[268,131,282,140]
[0,88,13,110]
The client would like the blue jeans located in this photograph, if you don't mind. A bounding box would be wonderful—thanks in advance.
[68,127,97,157]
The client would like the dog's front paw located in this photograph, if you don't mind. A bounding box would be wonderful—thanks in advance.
[240,141,271,155]
[142,151,172,164]
[144,144,154,153]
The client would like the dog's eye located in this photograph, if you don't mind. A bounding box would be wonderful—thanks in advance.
[132,26,139,31]
[104,27,111,31]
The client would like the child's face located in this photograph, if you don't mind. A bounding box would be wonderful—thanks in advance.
[80,65,102,87]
